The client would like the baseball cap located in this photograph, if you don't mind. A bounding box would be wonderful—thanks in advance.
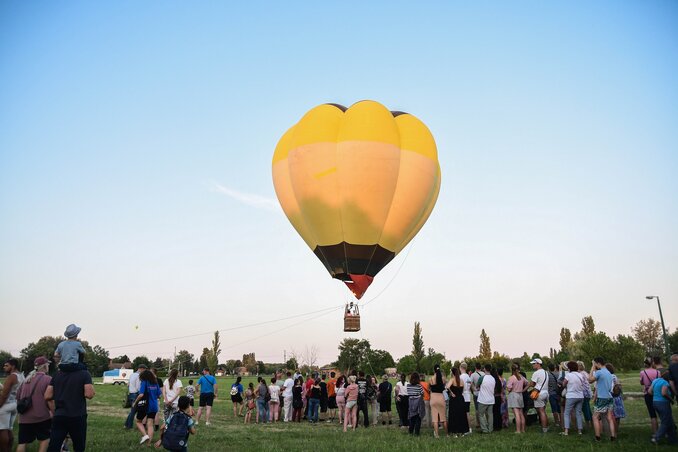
[530,358,543,365]
[34,356,50,366]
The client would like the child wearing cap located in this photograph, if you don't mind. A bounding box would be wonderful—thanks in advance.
[54,324,87,372]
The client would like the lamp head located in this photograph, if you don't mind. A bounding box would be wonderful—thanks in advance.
[646,296,655,300]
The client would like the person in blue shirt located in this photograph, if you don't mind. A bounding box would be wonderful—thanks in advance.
[649,371,677,445]
[588,357,616,442]
[195,368,218,426]
[230,376,244,418]
[132,370,162,446]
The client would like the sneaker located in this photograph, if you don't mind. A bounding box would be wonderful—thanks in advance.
[205,422,211,426]
[139,435,149,444]
[560,432,568,436]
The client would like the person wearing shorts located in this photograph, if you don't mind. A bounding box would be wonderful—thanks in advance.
[378,375,392,425]
[589,357,616,441]
[17,356,53,452]
[196,368,217,426]
[132,370,161,446]
[528,359,549,433]
[640,360,661,434]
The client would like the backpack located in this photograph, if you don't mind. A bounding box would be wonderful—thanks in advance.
[230,385,239,396]
[162,412,190,451]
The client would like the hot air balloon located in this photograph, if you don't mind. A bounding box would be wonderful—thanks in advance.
[272,100,441,330]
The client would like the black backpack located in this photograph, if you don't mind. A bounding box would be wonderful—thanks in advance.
[162,412,190,451]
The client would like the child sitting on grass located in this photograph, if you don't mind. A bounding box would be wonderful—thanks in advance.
[155,396,196,451]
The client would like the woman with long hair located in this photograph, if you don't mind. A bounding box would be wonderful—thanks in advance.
[343,375,359,432]
[490,368,503,431]
[162,369,183,420]
[446,367,469,436]
[407,373,425,436]
[133,369,162,445]
[268,377,281,423]
[230,376,244,418]
[335,376,346,425]
[507,363,527,433]
[428,364,447,438]
[562,361,585,435]
[577,361,593,428]
[292,377,304,422]
[244,382,255,424]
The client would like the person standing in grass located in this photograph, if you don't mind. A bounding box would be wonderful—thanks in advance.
[256,378,270,424]
[282,372,295,422]
[319,375,329,421]
[132,369,161,446]
[377,375,392,425]
[125,363,146,429]
[244,382,255,424]
[367,376,379,426]
[470,362,485,429]
[195,368,217,426]
[185,380,195,408]
[292,378,304,423]
[588,357,616,442]
[420,374,431,428]
[507,363,526,434]
[343,376,359,432]
[577,361,593,428]
[268,378,280,423]
[16,357,53,452]
[155,395,195,451]
[561,361,585,436]
[230,376,244,418]
[447,367,469,436]
[429,364,447,437]
[308,378,321,423]
[476,364,496,434]
[335,376,346,425]
[406,373,425,436]
[527,359,549,433]
[327,372,338,422]
[459,363,473,431]
[649,370,677,445]
[0,359,25,452]
[639,358,661,435]
[395,373,409,428]
[547,363,562,428]
[44,364,94,452]
[605,363,625,431]
[162,369,183,421]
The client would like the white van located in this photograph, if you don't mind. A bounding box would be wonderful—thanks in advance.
[102,368,132,385]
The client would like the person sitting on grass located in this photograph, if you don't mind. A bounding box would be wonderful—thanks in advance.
[154,395,196,451]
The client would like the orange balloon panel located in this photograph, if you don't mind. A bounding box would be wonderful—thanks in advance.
[272,101,441,299]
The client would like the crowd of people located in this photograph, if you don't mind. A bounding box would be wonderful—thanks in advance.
[1,323,677,451]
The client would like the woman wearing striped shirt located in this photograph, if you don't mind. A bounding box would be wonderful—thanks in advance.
[407,373,426,436]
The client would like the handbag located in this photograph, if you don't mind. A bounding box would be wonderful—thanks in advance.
[530,370,547,400]
[17,375,42,415]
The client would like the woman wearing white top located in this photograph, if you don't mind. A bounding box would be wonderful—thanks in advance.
[459,363,473,431]
[561,361,585,435]
[268,378,281,422]
[162,369,183,419]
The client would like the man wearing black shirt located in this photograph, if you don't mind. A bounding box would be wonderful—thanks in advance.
[45,369,95,452]
[356,371,369,427]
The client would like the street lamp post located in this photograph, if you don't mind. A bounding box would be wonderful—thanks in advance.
[646,295,670,358]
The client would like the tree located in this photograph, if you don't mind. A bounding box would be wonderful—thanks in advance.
[336,338,370,374]
[559,328,572,352]
[113,354,130,363]
[365,349,395,376]
[490,351,511,370]
[0,350,16,367]
[83,343,110,376]
[207,331,221,374]
[612,335,644,371]
[285,357,299,371]
[573,332,615,365]
[301,345,319,371]
[396,355,416,374]
[574,316,596,340]
[668,328,678,355]
[153,357,164,369]
[632,318,664,356]
[412,322,425,372]
[175,350,194,375]
[420,348,448,375]
[199,348,210,371]
[479,329,492,359]
[21,336,63,373]
[132,355,151,370]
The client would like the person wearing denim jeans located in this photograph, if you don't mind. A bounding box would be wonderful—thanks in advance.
[650,373,677,445]
[256,380,269,423]
[308,378,321,423]
[125,364,145,429]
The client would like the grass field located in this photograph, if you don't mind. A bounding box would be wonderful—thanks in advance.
[13,372,669,451]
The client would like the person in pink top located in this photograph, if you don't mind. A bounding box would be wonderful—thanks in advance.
[343,376,359,432]
[640,358,662,434]
[506,363,527,433]
[17,357,54,452]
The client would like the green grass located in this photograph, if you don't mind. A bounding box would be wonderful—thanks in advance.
[14,372,665,451]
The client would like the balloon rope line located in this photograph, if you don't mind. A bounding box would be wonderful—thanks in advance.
[361,239,415,308]
[221,305,344,351]
[105,304,343,350]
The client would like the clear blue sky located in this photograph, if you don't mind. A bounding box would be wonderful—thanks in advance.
[1,1,677,365]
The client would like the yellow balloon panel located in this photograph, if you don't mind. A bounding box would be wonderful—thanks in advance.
[272,100,441,299]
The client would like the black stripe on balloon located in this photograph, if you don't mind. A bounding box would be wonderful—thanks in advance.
[390,111,408,117]
[325,103,347,112]
[313,243,395,279]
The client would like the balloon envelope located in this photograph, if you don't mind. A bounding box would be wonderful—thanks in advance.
[272,100,441,299]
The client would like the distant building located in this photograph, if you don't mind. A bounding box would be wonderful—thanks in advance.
[235,366,250,376]
[108,360,132,370]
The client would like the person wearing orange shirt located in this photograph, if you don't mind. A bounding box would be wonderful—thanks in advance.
[420,375,431,428]
[327,372,338,422]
